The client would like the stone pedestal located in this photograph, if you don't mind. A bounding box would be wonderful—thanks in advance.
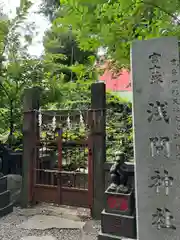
[98,162,136,239]
[0,176,13,217]
[105,190,135,216]
[0,176,7,192]
[98,191,136,239]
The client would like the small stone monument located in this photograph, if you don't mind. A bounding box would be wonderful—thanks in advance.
[98,151,136,239]
[131,37,180,239]
[0,175,13,217]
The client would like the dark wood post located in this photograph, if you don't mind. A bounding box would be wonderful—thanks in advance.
[91,82,106,219]
[21,87,40,208]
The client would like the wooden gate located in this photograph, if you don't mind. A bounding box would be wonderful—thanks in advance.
[31,109,93,209]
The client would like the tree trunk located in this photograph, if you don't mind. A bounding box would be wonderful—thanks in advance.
[9,100,14,147]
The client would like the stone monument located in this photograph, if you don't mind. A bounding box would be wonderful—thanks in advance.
[98,151,136,239]
[131,37,180,239]
[0,174,13,217]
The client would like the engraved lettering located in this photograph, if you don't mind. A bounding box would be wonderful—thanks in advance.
[176,144,180,152]
[173,132,180,139]
[152,208,176,230]
[147,101,169,123]
[172,69,178,76]
[170,59,179,84]
[172,79,178,84]
[149,67,163,84]
[173,98,180,105]
[149,137,170,158]
[176,122,180,131]
[171,59,179,67]
[176,144,180,159]
[172,89,180,96]
[149,53,163,84]
[149,170,173,196]
[149,52,161,64]
[175,116,180,122]
[172,107,180,112]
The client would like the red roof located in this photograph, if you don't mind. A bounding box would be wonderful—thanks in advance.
[99,69,132,91]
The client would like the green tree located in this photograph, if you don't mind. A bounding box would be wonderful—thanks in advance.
[0,1,42,145]
[56,0,180,67]
[43,16,96,82]
[40,0,60,20]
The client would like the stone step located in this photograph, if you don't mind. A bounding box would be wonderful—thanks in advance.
[101,210,136,239]
[98,231,135,240]
[0,176,7,193]
[0,203,13,217]
[0,190,10,209]
[98,231,121,240]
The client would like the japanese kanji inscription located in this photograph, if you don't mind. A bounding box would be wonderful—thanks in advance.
[131,37,180,240]
[147,101,169,124]
[149,52,164,84]
[149,136,170,158]
[149,169,173,195]
[152,208,176,230]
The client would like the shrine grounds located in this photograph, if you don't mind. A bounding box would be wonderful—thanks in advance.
[0,204,100,240]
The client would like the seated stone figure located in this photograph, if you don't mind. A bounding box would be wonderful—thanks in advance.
[107,151,130,194]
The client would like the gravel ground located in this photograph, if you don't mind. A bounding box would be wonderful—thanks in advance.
[0,207,101,240]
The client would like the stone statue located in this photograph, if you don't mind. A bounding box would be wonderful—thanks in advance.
[107,151,130,194]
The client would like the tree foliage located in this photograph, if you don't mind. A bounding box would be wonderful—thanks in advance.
[43,5,96,82]
[56,0,180,67]
[0,0,134,162]
[43,26,96,82]
[40,0,60,20]
[0,1,42,144]
[41,81,133,166]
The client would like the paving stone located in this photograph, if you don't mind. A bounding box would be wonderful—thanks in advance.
[21,236,57,240]
[17,215,85,230]
[83,219,101,234]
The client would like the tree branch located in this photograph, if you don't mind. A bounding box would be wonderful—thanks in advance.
[143,0,180,24]
[0,80,10,99]
[107,0,180,25]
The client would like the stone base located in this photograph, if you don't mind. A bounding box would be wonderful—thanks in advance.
[0,203,13,217]
[0,176,7,193]
[105,190,135,216]
[98,232,121,239]
[0,190,10,209]
[0,176,13,218]
[101,210,136,239]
